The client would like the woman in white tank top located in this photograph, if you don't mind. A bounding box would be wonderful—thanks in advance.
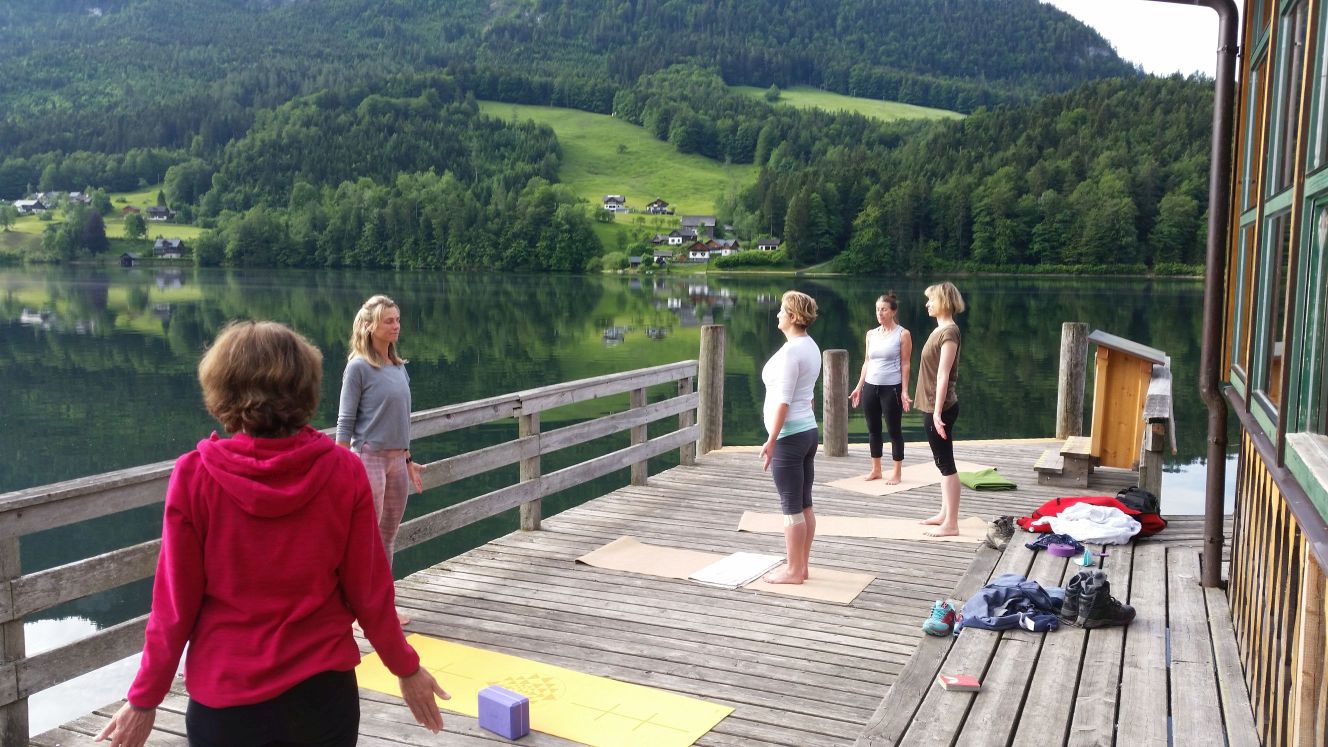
[849,292,913,484]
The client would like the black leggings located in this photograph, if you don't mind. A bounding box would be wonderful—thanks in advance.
[185,669,359,747]
[922,404,960,476]
[862,382,904,461]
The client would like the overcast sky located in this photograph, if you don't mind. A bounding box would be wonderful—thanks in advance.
[1044,0,1241,78]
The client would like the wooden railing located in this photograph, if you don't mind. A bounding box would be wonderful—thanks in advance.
[0,351,720,742]
[1229,431,1328,747]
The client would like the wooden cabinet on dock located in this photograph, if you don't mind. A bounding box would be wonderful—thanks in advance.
[1087,330,1168,470]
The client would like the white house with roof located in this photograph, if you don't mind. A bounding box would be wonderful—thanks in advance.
[602,194,627,212]
[13,199,48,215]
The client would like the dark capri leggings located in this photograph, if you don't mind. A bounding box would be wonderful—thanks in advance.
[922,404,959,476]
[771,428,819,514]
[863,382,904,462]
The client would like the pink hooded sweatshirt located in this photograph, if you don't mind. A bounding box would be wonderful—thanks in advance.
[127,426,420,709]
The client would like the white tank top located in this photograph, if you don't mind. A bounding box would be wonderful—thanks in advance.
[865,326,902,386]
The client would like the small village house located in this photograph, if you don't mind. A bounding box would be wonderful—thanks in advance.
[145,205,174,222]
[153,238,186,259]
[602,194,627,212]
[646,198,673,215]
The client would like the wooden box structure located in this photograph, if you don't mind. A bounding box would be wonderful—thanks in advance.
[1087,330,1168,469]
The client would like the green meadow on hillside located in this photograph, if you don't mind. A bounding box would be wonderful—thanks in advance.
[732,85,964,121]
[479,101,757,240]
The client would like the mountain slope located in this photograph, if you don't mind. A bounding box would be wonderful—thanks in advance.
[0,0,1135,154]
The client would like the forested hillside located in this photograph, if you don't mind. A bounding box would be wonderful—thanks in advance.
[0,2,1211,274]
[0,0,1132,155]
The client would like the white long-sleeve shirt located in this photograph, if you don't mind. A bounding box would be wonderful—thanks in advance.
[761,335,821,438]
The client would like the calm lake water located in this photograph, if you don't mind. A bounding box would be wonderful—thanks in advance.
[0,265,1234,732]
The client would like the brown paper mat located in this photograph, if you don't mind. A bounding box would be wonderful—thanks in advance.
[825,459,991,496]
[744,566,876,605]
[575,536,874,604]
[575,536,718,579]
[738,512,988,542]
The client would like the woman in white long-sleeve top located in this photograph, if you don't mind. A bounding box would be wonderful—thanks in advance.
[759,290,822,585]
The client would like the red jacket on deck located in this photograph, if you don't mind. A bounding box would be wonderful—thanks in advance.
[127,426,420,709]
[1016,495,1168,537]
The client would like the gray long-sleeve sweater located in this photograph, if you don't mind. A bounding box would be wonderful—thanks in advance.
[335,357,412,450]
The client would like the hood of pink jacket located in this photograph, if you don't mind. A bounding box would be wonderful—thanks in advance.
[195,425,340,518]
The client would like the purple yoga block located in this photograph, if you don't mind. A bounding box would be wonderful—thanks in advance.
[478,685,530,740]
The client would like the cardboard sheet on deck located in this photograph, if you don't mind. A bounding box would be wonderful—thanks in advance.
[357,635,732,747]
[825,459,991,496]
[737,511,988,543]
[576,536,873,604]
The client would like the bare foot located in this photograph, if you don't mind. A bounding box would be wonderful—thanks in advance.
[763,568,806,585]
[924,526,960,538]
[396,608,411,625]
[862,471,883,481]
[920,514,945,525]
[884,473,902,485]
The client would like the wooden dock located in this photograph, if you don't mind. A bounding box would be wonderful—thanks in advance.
[36,438,1247,746]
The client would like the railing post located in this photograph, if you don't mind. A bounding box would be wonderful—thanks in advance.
[678,375,696,466]
[1056,322,1089,440]
[630,388,648,485]
[823,349,849,457]
[1138,421,1166,497]
[698,324,726,454]
[0,535,26,745]
[518,412,541,531]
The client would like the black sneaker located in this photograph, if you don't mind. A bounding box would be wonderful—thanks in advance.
[984,516,1015,550]
[1077,571,1135,628]
[1059,571,1087,627]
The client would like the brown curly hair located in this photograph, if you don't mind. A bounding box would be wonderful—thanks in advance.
[198,320,323,437]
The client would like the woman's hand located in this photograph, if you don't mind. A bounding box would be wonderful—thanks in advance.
[406,459,424,493]
[849,385,862,408]
[95,703,156,747]
[760,438,777,471]
[901,393,912,413]
[933,411,948,440]
[399,667,451,734]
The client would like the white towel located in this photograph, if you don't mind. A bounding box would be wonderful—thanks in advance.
[1045,503,1141,545]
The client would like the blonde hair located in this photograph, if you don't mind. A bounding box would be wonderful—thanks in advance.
[348,294,406,367]
[925,282,966,316]
[781,290,818,329]
[198,320,323,437]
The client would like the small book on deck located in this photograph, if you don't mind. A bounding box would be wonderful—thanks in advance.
[936,673,982,692]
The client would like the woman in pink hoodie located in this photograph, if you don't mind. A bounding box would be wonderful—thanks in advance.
[97,321,448,747]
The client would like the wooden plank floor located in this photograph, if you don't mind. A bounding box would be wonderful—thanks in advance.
[36,439,1236,746]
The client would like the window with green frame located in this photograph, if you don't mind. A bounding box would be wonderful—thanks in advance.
[1232,222,1259,384]
[1294,204,1328,433]
[1313,2,1328,171]
[1271,1,1308,196]
[1253,210,1293,413]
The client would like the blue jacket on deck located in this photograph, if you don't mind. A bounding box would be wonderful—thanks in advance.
[958,573,1065,632]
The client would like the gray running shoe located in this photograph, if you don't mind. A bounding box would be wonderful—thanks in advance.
[984,516,1015,550]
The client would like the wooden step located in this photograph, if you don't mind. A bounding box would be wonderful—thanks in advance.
[1036,438,1092,488]
[1061,435,1093,457]
[1034,446,1064,474]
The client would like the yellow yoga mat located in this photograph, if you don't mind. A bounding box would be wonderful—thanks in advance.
[358,635,733,747]
[825,459,991,496]
[737,512,989,543]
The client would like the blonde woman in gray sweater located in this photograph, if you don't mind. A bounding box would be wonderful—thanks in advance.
[337,295,422,625]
